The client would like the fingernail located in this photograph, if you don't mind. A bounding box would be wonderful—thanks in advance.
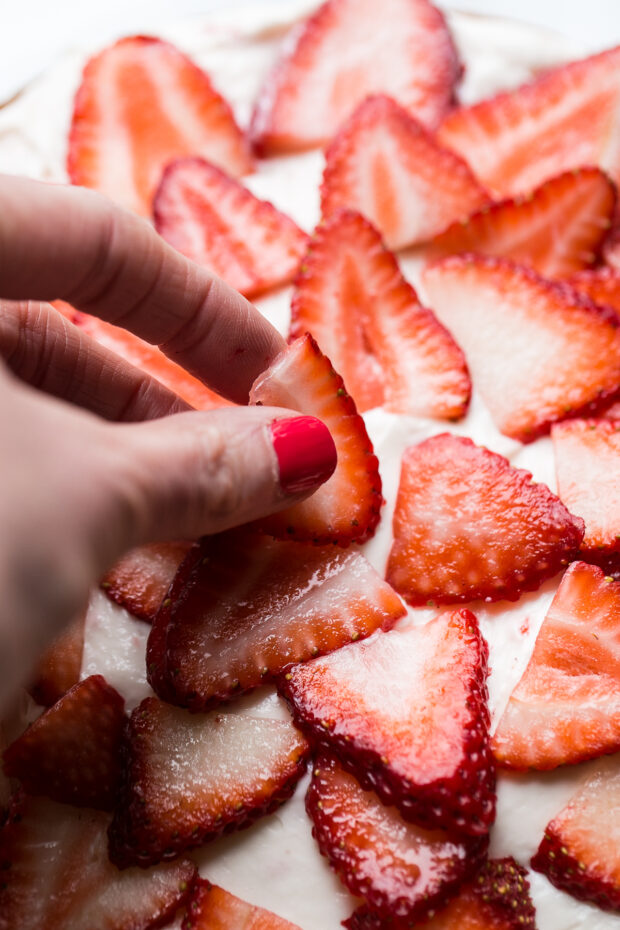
[271,416,337,496]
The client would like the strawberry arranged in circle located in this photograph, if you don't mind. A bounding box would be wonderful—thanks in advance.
[346,857,536,930]
[68,35,252,215]
[429,167,616,279]
[386,434,583,606]
[153,157,309,298]
[102,541,191,623]
[147,528,405,710]
[28,612,85,706]
[320,95,488,249]
[438,46,620,197]
[492,561,620,770]
[109,697,309,868]
[307,753,488,924]
[0,794,196,930]
[250,0,461,154]
[422,255,620,441]
[289,210,470,418]
[3,675,125,811]
[183,879,302,930]
[250,333,382,545]
[531,758,620,912]
[280,609,495,836]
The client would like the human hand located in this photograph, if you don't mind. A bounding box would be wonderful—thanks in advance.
[0,176,336,707]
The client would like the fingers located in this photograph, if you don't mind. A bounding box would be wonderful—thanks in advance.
[0,175,285,402]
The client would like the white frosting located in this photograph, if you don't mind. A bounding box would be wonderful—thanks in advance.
[1,4,617,927]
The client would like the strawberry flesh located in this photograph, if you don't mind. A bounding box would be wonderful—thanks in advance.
[28,611,85,706]
[183,878,302,929]
[102,541,191,623]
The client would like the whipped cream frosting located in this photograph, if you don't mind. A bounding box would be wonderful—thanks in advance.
[0,3,617,927]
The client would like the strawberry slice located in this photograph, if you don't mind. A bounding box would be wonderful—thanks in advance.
[3,675,125,811]
[289,210,470,418]
[603,222,620,270]
[250,334,382,545]
[320,95,488,250]
[0,793,196,930]
[552,419,620,559]
[68,35,252,216]
[102,541,191,623]
[568,265,620,311]
[108,697,309,868]
[183,879,302,930]
[386,434,583,606]
[28,611,85,706]
[250,0,461,154]
[429,167,616,279]
[74,312,230,411]
[307,753,488,924]
[147,528,405,710]
[153,157,309,298]
[346,857,536,930]
[422,255,620,441]
[280,609,495,836]
[438,46,620,197]
[492,561,620,770]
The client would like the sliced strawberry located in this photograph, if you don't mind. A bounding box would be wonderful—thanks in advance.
[147,528,405,710]
[102,541,191,623]
[422,255,620,441]
[492,561,620,770]
[153,157,309,298]
[0,793,196,930]
[183,878,302,930]
[3,675,125,810]
[74,312,230,411]
[280,609,495,836]
[109,697,309,867]
[346,857,536,930]
[68,35,252,216]
[320,95,488,249]
[250,333,382,545]
[307,753,487,924]
[603,221,620,270]
[531,758,620,911]
[568,265,620,311]
[289,210,470,418]
[28,611,85,706]
[386,434,583,606]
[438,46,620,197]
[429,167,616,278]
[250,0,461,154]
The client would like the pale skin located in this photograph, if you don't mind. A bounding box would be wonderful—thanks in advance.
[0,175,315,710]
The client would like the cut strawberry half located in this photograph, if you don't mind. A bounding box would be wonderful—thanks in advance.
[28,611,85,706]
[531,758,620,912]
[289,210,470,418]
[386,434,583,606]
[108,697,309,868]
[320,95,488,250]
[147,528,405,710]
[346,857,536,930]
[0,793,196,930]
[3,675,125,811]
[492,561,620,770]
[422,255,620,441]
[68,35,252,216]
[280,609,495,836]
[438,46,620,197]
[74,312,230,411]
[429,167,616,279]
[250,0,461,154]
[153,157,309,298]
[552,419,620,558]
[183,879,302,930]
[307,753,488,924]
[102,541,191,623]
[250,334,382,545]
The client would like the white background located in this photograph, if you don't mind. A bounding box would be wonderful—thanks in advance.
[2,0,620,103]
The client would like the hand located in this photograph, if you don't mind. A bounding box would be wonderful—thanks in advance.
[0,176,336,707]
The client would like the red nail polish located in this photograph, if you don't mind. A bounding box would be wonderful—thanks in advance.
[271,416,337,496]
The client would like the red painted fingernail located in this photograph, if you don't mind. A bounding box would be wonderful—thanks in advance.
[271,416,337,496]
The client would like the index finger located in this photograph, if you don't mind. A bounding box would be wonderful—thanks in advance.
[0,175,285,403]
